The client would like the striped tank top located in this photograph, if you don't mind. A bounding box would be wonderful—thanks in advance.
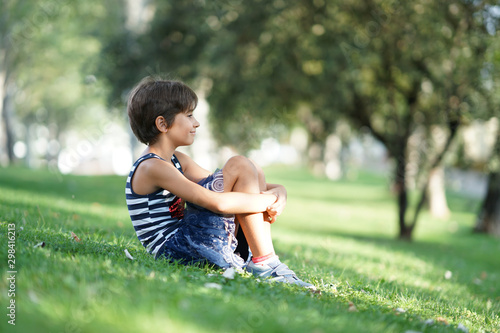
[125,153,184,257]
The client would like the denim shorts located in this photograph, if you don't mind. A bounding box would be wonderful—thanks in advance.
[158,170,246,269]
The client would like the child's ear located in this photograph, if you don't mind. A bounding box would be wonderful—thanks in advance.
[155,116,168,133]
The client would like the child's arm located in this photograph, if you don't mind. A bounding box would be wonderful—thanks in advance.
[261,183,287,219]
[142,157,277,214]
[174,151,212,183]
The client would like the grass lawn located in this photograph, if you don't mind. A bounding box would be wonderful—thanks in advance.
[0,165,499,333]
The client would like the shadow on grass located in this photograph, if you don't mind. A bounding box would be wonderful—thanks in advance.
[1,222,451,333]
[1,166,496,332]
[307,251,498,330]
[0,184,132,241]
[285,225,500,302]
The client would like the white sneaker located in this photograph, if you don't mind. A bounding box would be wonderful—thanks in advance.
[246,257,316,289]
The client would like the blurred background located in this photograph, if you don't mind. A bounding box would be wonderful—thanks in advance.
[1,0,499,237]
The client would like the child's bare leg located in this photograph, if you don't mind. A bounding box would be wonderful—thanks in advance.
[223,157,315,288]
[222,156,274,258]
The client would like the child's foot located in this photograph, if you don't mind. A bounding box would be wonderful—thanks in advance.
[246,257,316,289]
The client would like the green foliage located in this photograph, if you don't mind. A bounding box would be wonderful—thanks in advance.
[1,166,499,333]
[99,0,499,154]
[3,0,499,150]
[1,0,125,147]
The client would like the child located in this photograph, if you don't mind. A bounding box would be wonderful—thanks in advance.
[125,76,314,289]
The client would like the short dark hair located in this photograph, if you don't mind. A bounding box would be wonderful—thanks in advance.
[127,76,198,145]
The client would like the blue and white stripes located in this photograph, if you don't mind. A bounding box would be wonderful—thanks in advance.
[125,153,184,257]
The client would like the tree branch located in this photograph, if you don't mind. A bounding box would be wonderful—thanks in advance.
[351,87,390,149]
[409,116,460,228]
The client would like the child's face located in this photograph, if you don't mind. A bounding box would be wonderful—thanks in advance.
[166,110,200,147]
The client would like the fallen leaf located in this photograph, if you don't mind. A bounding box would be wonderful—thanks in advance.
[71,232,81,242]
[124,249,134,260]
[436,317,448,325]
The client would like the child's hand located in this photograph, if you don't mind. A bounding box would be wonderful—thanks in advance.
[264,212,277,224]
[262,185,287,223]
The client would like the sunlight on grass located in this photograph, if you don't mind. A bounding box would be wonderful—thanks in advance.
[1,166,499,333]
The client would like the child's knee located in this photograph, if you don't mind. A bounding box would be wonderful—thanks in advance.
[249,159,266,181]
[225,156,259,178]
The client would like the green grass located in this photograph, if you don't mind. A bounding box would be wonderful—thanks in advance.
[0,165,499,333]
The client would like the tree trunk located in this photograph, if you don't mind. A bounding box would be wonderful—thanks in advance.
[0,67,6,164]
[427,166,450,219]
[410,120,459,233]
[395,145,413,240]
[308,139,326,177]
[1,19,15,165]
[474,126,500,236]
[324,133,342,180]
[474,171,500,236]
[1,80,15,164]
[25,123,35,168]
